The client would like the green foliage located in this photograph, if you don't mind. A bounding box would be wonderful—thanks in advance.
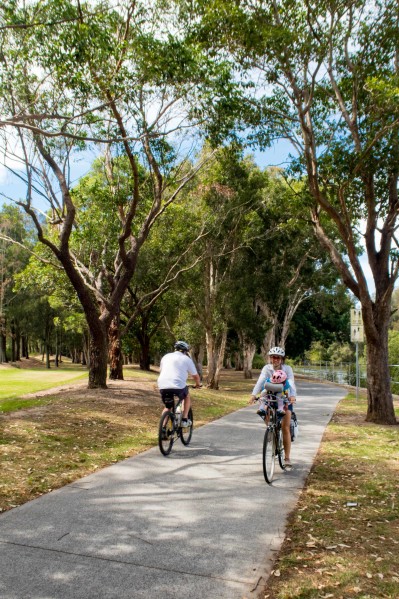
[326,342,355,364]
[388,330,399,365]
[304,340,328,363]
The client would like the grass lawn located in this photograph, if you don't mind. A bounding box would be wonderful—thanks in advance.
[0,366,88,409]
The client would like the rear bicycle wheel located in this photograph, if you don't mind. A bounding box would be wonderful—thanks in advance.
[180,408,193,446]
[263,427,276,484]
[277,427,286,470]
[158,411,175,456]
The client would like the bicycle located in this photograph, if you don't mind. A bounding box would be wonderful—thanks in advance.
[158,389,195,456]
[256,382,289,484]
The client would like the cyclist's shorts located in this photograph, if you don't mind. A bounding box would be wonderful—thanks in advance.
[160,386,189,408]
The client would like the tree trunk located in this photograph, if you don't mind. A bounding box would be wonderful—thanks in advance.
[46,343,51,368]
[11,321,16,361]
[88,325,108,388]
[279,289,307,348]
[364,316,397,424]
[242,340,256,379]
[22,334,28,359]
[261,327,276,362]
[224,355,232,369]
[257,300,278,360]
[82,331,89,366]
[0,316,7,362]
[234,351,243,371]
[15,326,21,361]
[108,313,124,380]
[206,328,227,389]
[191,345,204,381]
[138,334,151,370]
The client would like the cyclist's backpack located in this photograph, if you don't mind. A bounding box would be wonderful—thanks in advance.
[290,412,299,441]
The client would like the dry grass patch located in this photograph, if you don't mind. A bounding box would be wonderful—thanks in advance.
[0,369,251,512]
[260,394,399,599]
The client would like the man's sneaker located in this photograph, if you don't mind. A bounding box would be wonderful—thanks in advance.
[181,418,192,428]
[161,427,168,440]
[256,409,266,420]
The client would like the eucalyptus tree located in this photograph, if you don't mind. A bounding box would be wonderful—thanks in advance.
[180,147,269,388]
[230,172,341,378]
[119,196,206,373]
[0,0,235,387]
[193,0,399,423]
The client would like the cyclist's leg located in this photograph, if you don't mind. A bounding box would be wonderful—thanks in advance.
[177,386,191,419]
[183,394,191,418]
[282,409,292,463]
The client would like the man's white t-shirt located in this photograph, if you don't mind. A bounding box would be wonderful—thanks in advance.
[158,351,198,389]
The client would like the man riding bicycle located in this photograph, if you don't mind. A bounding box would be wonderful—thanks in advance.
[158,341,201,427]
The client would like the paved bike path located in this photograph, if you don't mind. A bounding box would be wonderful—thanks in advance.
[0,381,346,599]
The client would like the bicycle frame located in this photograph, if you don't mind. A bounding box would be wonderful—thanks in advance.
[261,394,287,483]
[158,393,193,456]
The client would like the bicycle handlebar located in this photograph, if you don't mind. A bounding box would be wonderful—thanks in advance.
[256,394,289,405]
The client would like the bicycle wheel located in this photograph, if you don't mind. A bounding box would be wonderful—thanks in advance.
[158,411,175,456]
[277,427,286,470]
[263,427,276,484]
[180,408,193,446]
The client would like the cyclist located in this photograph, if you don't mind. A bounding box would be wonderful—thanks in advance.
[158,341,201,427]
[250,346,297,470]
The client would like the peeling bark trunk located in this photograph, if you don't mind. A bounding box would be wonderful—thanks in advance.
[279,289,307,348]
[234,351,243,371]
[88,325,108,388]
[108,313,124,380]
[363,306,397,424]
[242,340,256,379]
[262,326,276,361]
[206,328,227,389]
[257,300,277,360]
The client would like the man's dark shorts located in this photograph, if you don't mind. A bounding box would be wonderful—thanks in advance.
[160,386,189,408]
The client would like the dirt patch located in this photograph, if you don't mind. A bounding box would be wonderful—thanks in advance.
[4,378,161,420]
[7,357,50,369]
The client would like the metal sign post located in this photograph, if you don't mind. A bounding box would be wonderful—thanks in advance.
[350,308,364,400]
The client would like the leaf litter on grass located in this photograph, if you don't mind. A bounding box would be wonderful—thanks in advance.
[259,394,399,599]
[0,371,251,512]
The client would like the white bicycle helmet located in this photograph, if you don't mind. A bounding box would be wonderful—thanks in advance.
[268,346,285,357]
[174,340,190,353]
